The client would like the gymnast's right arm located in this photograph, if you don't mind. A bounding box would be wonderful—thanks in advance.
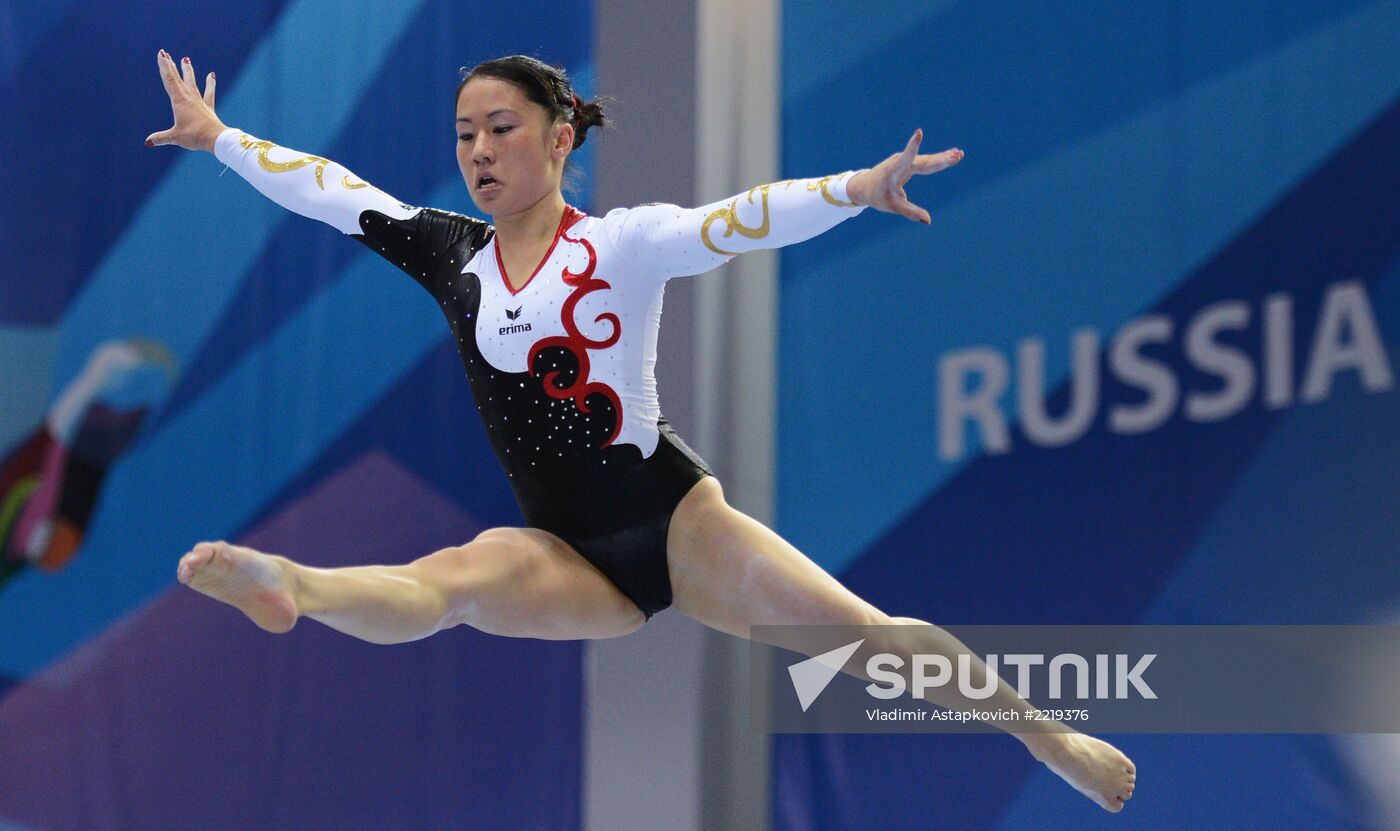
[146,49,490,288]
[210,127,491,285]
[211,127,419,236]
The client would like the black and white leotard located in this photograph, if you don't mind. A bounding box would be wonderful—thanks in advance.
[214,126,867,618]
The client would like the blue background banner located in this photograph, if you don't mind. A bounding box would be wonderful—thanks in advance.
[777,1,1400,828]
[0,1,594,828]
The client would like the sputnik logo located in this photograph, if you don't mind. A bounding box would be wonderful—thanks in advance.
[788,639,864,712]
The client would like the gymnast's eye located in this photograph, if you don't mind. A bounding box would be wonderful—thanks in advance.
[458,133,473,142]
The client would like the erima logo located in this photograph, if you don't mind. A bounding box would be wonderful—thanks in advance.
[788,639,864,712]
[499,306,532,335]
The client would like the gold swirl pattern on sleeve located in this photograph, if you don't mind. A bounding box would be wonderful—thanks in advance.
[808,173,860,207]
[238,134,377,193]
[701,183,776,256]
[233,135,389,194]
[238,134,330,189]
[340,176,388,196]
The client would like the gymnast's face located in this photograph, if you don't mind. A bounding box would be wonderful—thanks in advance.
[456,76,574,218]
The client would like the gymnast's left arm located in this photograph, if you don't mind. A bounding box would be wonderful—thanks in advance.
[605,128,963,281]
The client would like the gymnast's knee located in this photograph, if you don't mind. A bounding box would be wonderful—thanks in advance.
[406,535,534,631]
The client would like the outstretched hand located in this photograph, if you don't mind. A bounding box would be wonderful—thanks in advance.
[846,129,963,224]
[145,49,227,153]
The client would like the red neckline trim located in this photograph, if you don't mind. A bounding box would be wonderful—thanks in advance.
[494,204,587,296]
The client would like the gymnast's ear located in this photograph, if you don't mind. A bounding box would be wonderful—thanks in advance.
[553,120,576,158]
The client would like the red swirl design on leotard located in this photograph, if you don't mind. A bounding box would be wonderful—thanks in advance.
[527,227,624,448]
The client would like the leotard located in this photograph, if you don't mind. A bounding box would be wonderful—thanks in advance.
[214,126,867,618]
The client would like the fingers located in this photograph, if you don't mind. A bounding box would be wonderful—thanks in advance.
[895,128,922,176]
[912,147,965,174]
[150,49,218,148]
[873,129,955,223]
[896,188,931,224]
[156,49,207,99]
[156,49,183,98]
[903,128,923,160]
[180,55,196,90]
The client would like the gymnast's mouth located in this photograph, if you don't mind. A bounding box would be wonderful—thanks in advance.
[477,174,502,192]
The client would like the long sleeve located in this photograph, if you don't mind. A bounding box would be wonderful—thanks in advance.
[602,169,868,282]
[213,127,492,290]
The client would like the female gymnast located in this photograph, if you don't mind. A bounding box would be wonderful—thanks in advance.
[149,49,1136,813]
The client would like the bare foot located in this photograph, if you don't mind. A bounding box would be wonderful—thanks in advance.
[1025,731,1137,812]
[177,540,299,633]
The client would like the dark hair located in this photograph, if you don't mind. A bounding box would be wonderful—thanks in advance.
[456,55,612,195]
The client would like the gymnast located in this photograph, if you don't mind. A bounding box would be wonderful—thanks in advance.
[148,48,1136,812]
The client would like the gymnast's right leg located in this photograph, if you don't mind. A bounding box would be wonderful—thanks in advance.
[175,528,646,643]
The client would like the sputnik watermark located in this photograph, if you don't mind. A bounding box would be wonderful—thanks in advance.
[753,625,1400,734]
[788,639,1156,714]
[865,651,1156,701]
[788,639,865,712]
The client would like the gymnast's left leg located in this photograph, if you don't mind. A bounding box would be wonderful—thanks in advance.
[666,476,1137,814]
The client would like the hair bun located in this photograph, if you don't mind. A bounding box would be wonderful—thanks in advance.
[568,93,603,149]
